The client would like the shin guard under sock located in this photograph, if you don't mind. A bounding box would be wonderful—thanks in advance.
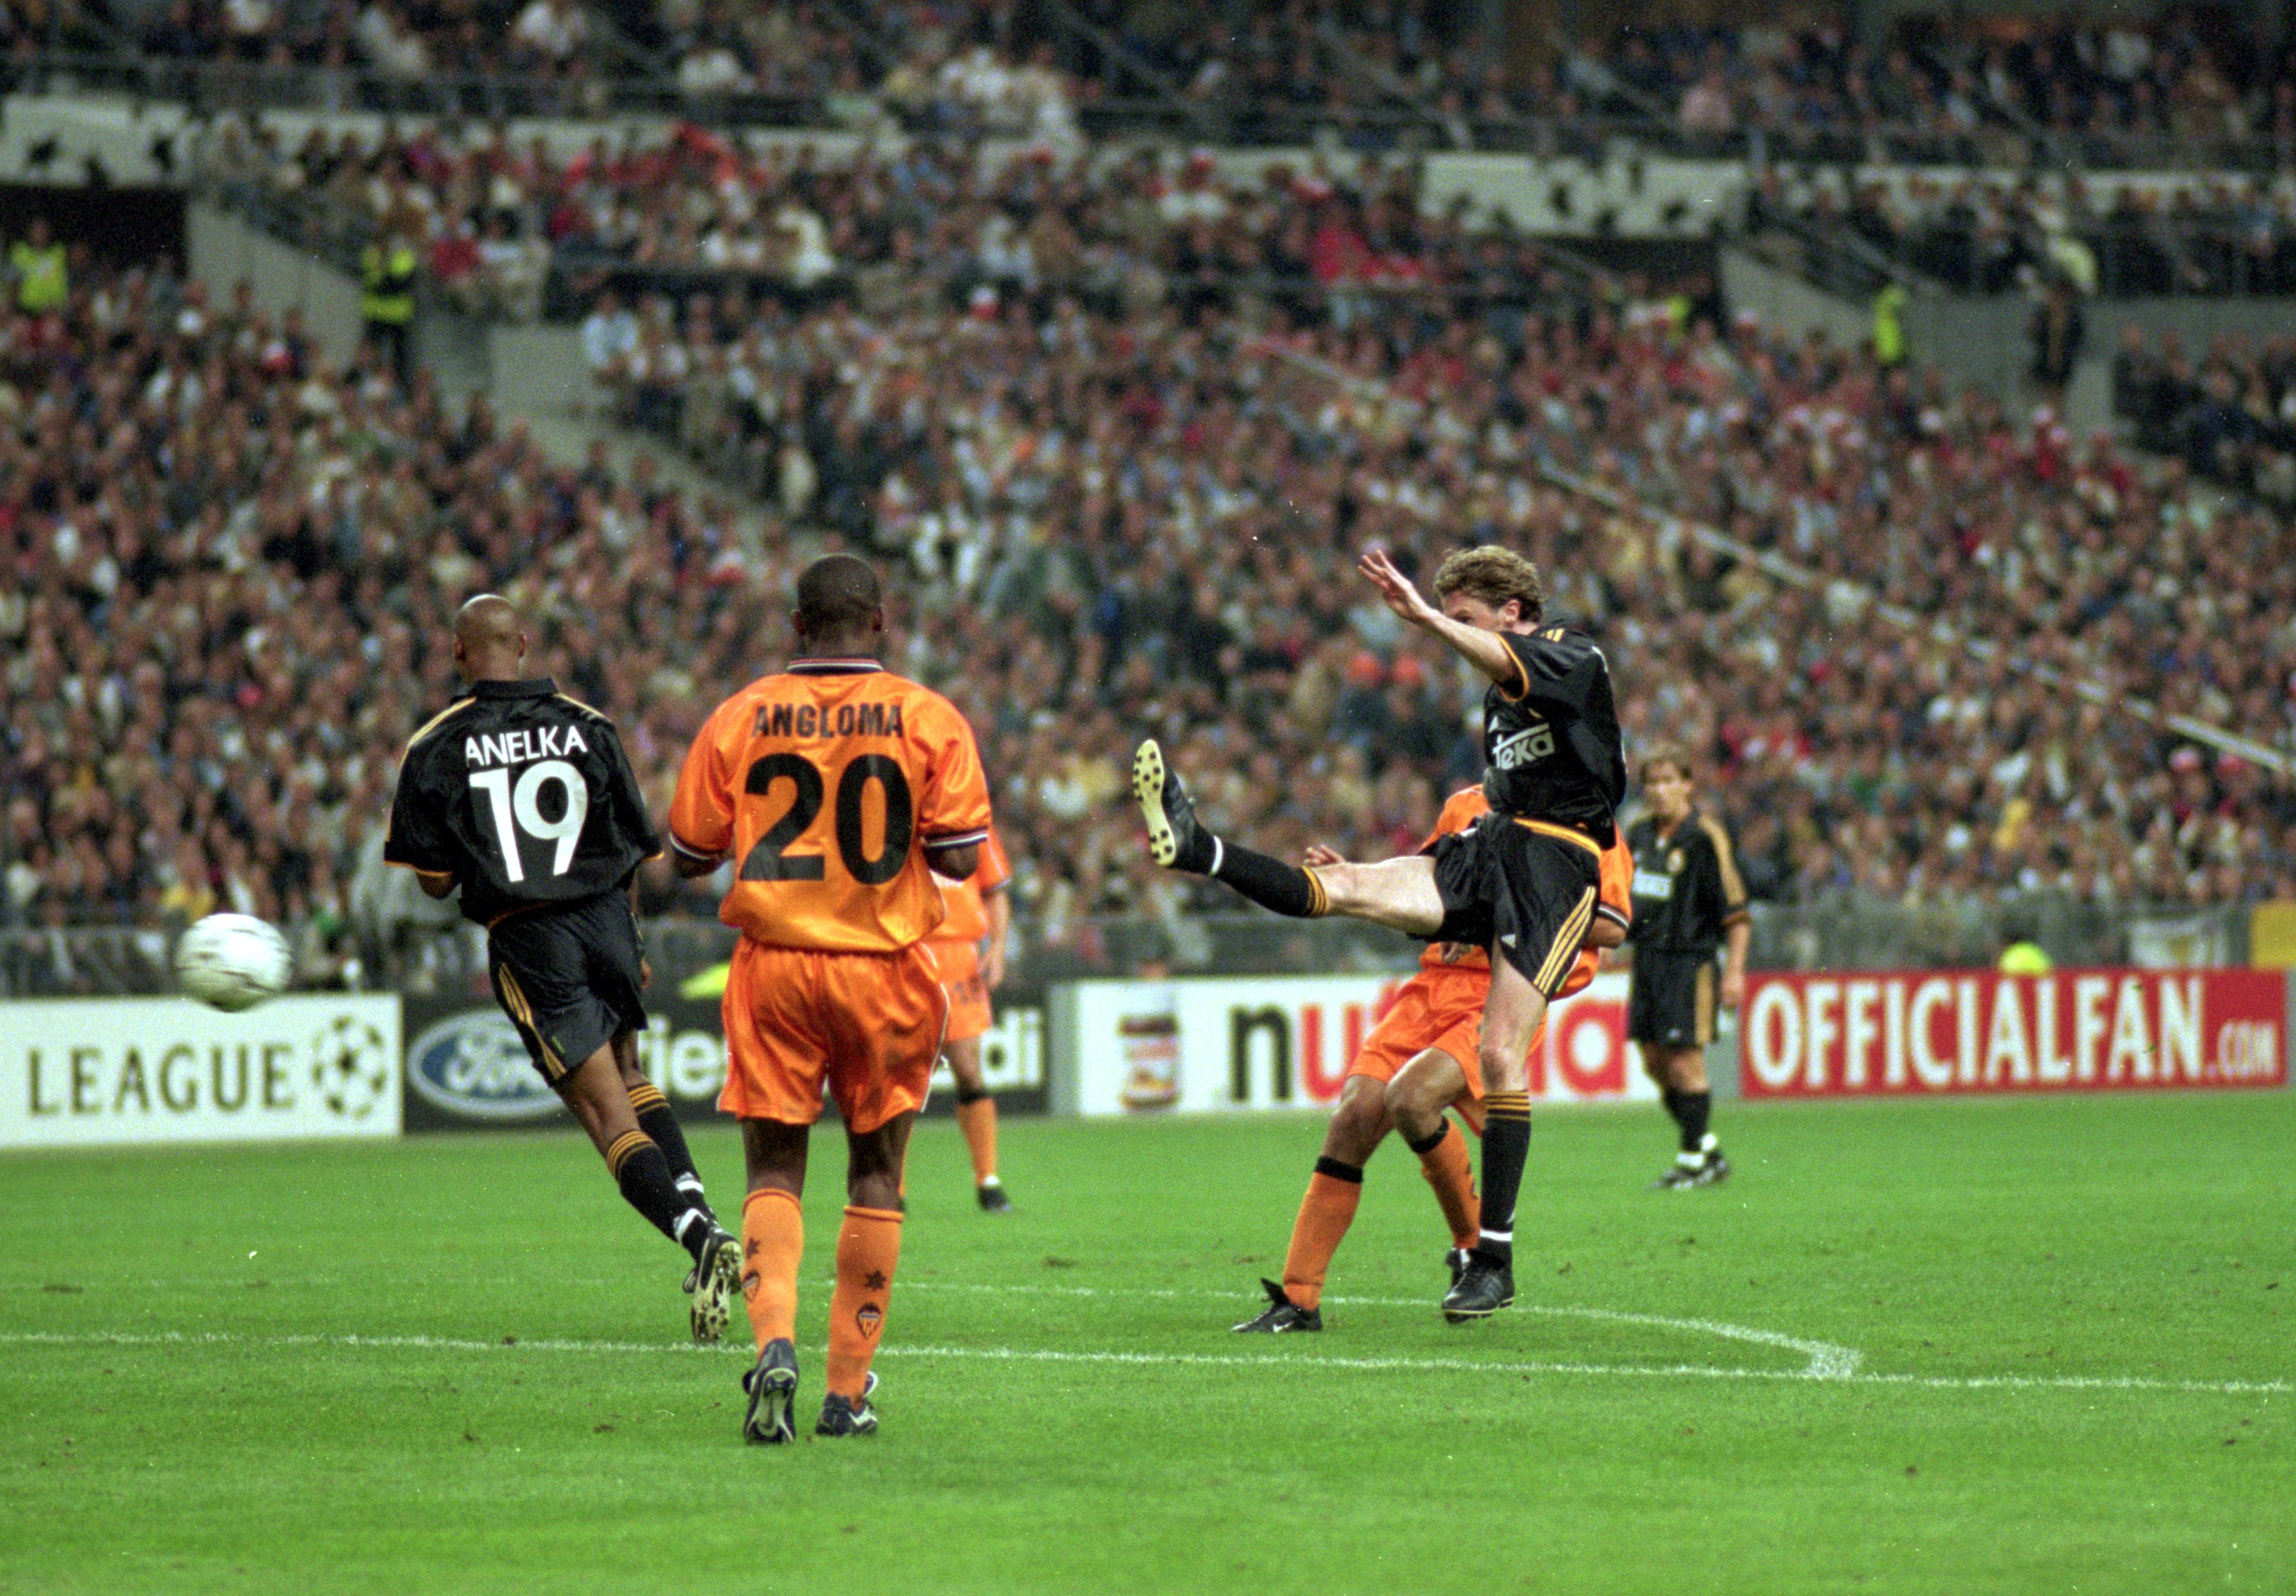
[739,1187,804,1352]
[826,1206,903,1402]
[1280,1160,1363,1312]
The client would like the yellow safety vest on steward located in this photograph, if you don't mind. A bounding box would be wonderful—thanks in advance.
[361,242,417,325]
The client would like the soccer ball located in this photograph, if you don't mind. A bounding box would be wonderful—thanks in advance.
[175,914,294,1012]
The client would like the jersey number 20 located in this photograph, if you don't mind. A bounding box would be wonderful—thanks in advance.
[741,753,913,886]
[470,761,587,882]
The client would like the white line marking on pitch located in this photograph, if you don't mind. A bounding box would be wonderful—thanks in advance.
[895,1280,1863,1379]
[0,1329,2281,1396]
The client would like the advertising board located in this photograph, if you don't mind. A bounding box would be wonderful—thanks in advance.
[1056,971,1655,1116]
[1739,969,2286,1097]
[0,995,402,1148]
[401,993,1046,1131]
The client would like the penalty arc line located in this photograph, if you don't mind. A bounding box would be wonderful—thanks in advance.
[0,1329,2282,1396]
[894,1280,1863,1380]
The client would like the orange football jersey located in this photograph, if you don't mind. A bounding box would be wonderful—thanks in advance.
[932,827,1011,945]
[1416,787,1633,973]
[669,660,992,952]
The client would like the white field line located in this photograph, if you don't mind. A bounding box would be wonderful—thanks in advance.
[0,1327,2283,1397]
[894,1280,1863,1380]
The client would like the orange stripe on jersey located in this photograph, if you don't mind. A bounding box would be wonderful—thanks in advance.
[670,661,993,953]
[1415,788,1633,972]
[931,828,1010,944]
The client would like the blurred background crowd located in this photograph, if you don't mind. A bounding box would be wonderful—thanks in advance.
[3,0,2295,988]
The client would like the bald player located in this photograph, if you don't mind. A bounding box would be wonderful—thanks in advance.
[384,595,744,1343]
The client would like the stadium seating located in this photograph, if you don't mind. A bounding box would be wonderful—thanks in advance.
[4,9,2295,987]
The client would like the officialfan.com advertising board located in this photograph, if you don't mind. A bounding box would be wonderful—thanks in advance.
[1053,972,1656,1116]
[0,995,403,1148]
[1739,969,2287,1097]
[399,993,1046,1131]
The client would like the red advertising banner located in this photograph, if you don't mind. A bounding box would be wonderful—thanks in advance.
[1740,969,2287,1098]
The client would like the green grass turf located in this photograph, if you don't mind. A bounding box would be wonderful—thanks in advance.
[1,1093,2290,1595]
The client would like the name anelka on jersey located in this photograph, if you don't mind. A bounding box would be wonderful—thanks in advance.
[465,724,591,768]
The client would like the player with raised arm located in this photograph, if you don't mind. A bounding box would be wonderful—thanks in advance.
[1135,545,1624,1322]
[383,595,741,1343]
[1621,744,1750,1188]
[1235,789,1634,1332]
[669,555,992,1444]
[931,827,1017,1212]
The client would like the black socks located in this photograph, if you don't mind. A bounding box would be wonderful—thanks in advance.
[1207,837,1328,918]
[1476,1093,1532,1266]
[1665,1088,1714,1153]
[629,1081,712,1217]
[606,1131,709,1258]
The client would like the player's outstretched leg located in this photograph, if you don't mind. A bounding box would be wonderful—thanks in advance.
[1133,740,1446,932]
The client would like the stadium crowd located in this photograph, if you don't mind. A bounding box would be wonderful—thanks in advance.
[1787,168,2296,298]
[6,183,2296,974]
[2112,324,2296,506]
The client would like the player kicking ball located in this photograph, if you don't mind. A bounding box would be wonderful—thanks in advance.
[383,596,742,1344]
[670,555,994,1444]
[1135,546,1625,1322]
[1233,789,1631,1331]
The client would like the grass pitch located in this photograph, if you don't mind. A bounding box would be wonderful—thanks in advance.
[1,1093,2290,1595]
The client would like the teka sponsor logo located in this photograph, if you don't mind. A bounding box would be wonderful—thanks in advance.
[407,1010,561,1121]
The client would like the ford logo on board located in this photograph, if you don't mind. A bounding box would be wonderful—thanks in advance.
[407,1010,564,1122]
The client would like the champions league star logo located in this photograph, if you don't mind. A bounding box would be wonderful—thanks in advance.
[311,1013,392,1120]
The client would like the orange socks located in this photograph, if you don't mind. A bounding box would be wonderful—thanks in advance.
[825,1205,903,1401]
[1409,1119,1481,1252]
[1280,1160,1363,1312]
[740,1187,804,1352]
[955,1096,999,1187]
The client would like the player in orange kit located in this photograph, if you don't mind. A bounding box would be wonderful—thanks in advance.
[929,828,1016,1212]
[668,555,992,1444]
[1233,787,1633,1331]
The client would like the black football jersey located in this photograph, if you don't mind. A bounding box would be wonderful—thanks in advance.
[383,678,658,925]
[1624,807,1751,955]
[1480,625,1626,841]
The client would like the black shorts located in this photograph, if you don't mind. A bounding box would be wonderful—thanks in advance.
[1428,816,1603,996]
[1627,948,1718,1048]
[485,891,647,1085]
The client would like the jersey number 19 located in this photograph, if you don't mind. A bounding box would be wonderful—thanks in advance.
[471,761,587,882]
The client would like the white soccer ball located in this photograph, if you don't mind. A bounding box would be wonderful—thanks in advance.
[175,913,294,1012]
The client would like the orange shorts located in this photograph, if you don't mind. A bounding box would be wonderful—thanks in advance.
[1349,970,1489,1102]
[931,937,992,1043]
[1345,969,1554,1136]
[719,939,949,1134]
